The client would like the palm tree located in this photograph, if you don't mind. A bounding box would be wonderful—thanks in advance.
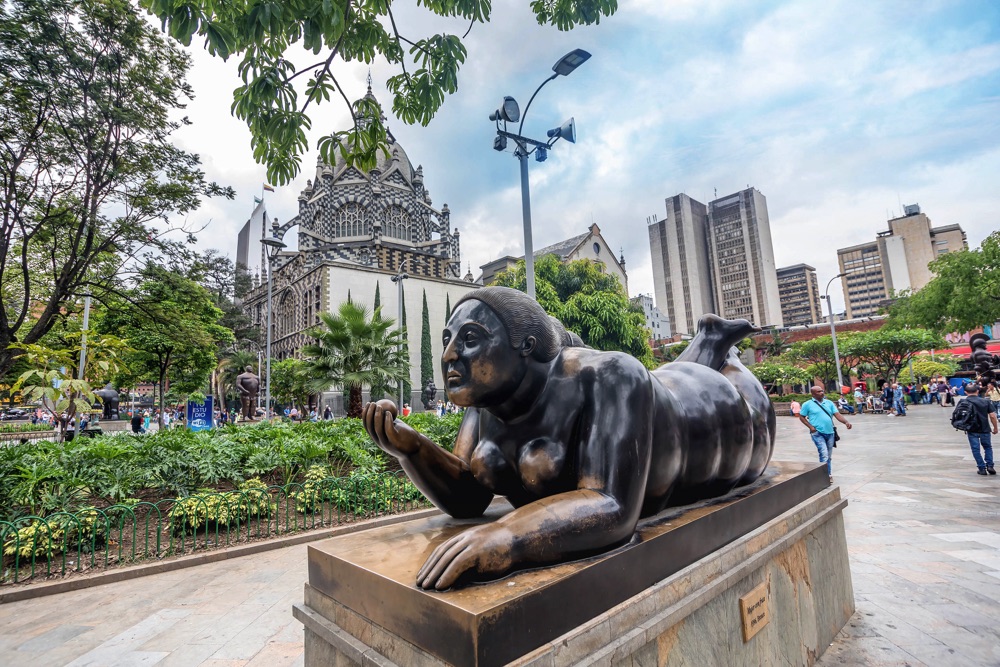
[302,302,409,418]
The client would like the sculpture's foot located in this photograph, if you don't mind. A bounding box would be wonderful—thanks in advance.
[674,314,760,370]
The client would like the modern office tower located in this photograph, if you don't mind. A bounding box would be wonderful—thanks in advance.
[647,194,715,336]
[776,264,823,327]
[631,293,672,341]
[837,204,967,319]
[706,188,784,328]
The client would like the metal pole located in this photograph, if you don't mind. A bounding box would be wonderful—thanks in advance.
[77,295,91,380]
[825,276,845,392]
[517,145,536,299]
[397,272,404,407]
[265,256,274,420]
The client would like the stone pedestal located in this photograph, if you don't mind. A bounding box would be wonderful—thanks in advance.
[295,461,853,666]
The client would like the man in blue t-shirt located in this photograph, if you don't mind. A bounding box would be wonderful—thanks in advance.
[798,386,853,481]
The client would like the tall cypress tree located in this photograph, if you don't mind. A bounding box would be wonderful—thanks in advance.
[401,283,411,404]
[373,282,381,311]
[445,293,451,324]
[420,290,432,388]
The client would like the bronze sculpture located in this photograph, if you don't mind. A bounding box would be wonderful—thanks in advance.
[94,383,120,420]
[421,379,438,411]
[969,333,999,383]
[363,286,774,590]
[235,366,260,420]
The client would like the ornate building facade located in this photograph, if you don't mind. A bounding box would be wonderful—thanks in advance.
[241,89,477,406]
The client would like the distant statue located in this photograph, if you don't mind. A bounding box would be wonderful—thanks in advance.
[363,286,775,590]
[94,383,120,420]
[969,333,999,383]
[421,379,437,411]
[235,366,260,420]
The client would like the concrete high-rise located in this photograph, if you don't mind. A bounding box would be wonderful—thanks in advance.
[647,194,714,335]
[837,205,967,319]
[706,188,783,328]
[648,187,783,332]
[776,264,822,327]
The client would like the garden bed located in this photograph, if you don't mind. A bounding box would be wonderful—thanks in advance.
[0,414,461,586]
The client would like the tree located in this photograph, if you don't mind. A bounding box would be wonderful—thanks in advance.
[847,328,946,382]
[445,293,452,324]
[786,334,858,385]
[140,0,618,185]
[420,290,433,389]
[10,332,129,436]
[101,266,234,427]
[0,0,233,379]
[756,329,791,360]
[749,362,813,395]
[494,255,654,366]
[902,356,960,383]
[373,281,381,311]
[302,301,408,418]
[401,285,411,403]
[886,231,1000,333]
[182,250,260,353]
[270,358,312,413]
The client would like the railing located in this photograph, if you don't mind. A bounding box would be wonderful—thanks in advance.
[1,471,427,585]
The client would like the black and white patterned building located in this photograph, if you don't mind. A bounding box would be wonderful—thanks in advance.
[241,88,478,399]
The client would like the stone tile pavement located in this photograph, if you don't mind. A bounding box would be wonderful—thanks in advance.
[1,402,998,665]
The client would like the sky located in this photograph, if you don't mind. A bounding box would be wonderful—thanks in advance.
[166,0,1000,315]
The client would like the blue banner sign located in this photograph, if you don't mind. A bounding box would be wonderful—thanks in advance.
[187,395,214,431]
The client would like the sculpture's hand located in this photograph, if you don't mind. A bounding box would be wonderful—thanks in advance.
[362,400,421,457]
[416,524,513,590]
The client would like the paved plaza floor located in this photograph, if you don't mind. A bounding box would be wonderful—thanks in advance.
[1,403,999,666]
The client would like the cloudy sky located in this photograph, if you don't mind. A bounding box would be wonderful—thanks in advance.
[168,0,1000,314]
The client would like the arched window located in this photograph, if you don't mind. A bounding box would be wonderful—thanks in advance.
[334,202,366,238]
[384,205,412,241]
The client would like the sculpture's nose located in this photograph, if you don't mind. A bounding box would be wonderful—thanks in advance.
[442,337,459,363]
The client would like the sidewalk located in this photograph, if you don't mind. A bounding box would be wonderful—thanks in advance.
[1,403,998,665]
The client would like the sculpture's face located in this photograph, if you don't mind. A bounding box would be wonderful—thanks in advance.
[442,301,526,407]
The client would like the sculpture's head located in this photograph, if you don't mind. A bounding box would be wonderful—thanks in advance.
[245,365,254,373]
[443,287,565,407]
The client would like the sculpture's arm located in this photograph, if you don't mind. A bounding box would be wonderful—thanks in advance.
[363,400,493,519]
[416,359,654,590]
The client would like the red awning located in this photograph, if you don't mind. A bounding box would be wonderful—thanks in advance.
[920,342,1000,357]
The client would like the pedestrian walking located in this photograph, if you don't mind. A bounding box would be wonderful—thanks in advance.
[951,383,998,476]
[798,386,853,482]
[938,379,949,406]
[986,381,1000,414]
[323,405,332,420]
[892,383,907,416]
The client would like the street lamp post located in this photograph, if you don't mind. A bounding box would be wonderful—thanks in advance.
[390,263,410,408]
[261,220,288,420]
[824,273,847,392]
[490,49,591,299]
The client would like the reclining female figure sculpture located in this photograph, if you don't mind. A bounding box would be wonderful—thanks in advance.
[363,286,774,590]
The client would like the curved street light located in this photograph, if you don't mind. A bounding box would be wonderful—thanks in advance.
[823,273,847,392]
[261,219,288,419]
[490,49,591,299]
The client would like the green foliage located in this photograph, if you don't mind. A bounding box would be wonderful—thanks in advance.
[303,301,408,418]
[750,362,813,390]
[3,508,105,559]
[494,256,654,367]
[167,478,271,535]
[886,231,1000,333]
[102,265,234,427]
[400,412,462,453]
[326,471,423,515]
[0,0,233,380]
[137,0,617,185]
[420,290,433,388]
[292,465,334,514]
[901,355,960,383]
[402,289,412,404]
[373,282,381,311]
[0,422,55,434]
[846,328,946,381]
[786,333,858,385]
[768,393,814,403]
[269,358,312,409]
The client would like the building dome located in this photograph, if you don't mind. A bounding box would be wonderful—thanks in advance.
[326,86,415,185]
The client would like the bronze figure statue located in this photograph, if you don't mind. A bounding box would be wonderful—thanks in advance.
[969,333,999,383]
[235,366,260,420]
[94,383,120,420]
[363,287,774,590]
[421,379,438,411]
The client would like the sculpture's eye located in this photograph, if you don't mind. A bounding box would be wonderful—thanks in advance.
[464,331,479,346]
[443,333,451,346]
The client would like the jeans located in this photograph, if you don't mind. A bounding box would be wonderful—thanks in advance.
[811,431,835,476]
[893,398,906,415]
[967,432,994,470]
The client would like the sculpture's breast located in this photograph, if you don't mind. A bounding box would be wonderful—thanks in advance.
[469,439,519,495]
[517,437,571,496]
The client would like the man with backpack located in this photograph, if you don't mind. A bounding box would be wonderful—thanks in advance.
[952,383,998,475]
[798,385,853,482]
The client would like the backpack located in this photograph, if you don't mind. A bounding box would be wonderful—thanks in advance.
[951,400,979,432]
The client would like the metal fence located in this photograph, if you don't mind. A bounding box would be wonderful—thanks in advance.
[0,471,427,585]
